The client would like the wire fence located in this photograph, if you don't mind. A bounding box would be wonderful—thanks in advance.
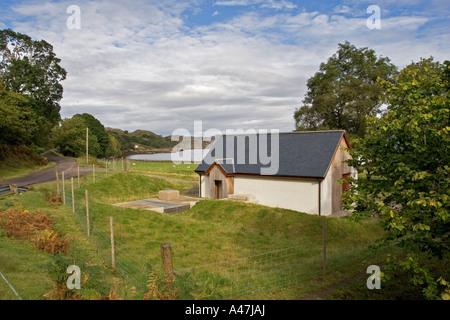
[174,238,383,299]
[178,246,311,298]
[57,164,386,299]
[0,270,22,300]
[58,160,153,294]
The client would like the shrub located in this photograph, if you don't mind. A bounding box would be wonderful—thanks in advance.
[0,205,52,238]
[0,205,70,255]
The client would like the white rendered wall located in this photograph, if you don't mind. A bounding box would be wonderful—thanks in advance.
[233,176,321,215]
[200,174,207,198]
[320,169,333,216]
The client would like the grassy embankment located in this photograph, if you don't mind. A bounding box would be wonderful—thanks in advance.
[76,157,198,181]
[0,162,389,300]
[0,156,56,182]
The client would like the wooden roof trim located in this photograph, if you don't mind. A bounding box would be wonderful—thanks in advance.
[342,132,351,149]
[203,162,233,177]
[322,133,351,180]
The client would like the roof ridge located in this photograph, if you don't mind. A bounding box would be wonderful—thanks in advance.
[281,130,345,134]
[216,130,345,136]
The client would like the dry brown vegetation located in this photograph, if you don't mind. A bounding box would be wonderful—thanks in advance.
[0,205,70,255]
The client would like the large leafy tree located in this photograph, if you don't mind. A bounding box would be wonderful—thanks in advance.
[0,81,38,156]
[294,42,398,137]
[0,29,67,146]
[52,117,101,158]
[73,113,110,157]
[346,58,449,299]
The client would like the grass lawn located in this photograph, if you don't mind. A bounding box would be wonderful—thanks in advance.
[0,236,53,300]
[0,164,391,300]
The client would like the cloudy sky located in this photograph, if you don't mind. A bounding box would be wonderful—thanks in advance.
[0,0,448,136]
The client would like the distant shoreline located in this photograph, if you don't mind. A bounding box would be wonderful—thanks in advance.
[126,149,209,162]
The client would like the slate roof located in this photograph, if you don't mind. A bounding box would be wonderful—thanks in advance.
[195,131,348,179]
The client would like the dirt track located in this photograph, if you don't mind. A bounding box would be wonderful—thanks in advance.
[0,156,98,188]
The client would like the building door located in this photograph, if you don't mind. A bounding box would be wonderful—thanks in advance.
[214,180,222,199]
[342,173,351,195]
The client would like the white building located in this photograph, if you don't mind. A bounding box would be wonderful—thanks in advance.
[195,131,356,216]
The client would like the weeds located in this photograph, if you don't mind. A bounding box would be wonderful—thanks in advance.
[30,229,70,255]
[142,270,222,300]
[143,271,178,300]
[42,189,62,206]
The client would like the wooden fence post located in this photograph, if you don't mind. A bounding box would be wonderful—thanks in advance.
[322,218,327,275]
[55,167,60,195]
[106,160,108,178]
[110,217,116,268]
[62,171,65,205]
[86,127,89,164]
[71,177,75,214]
[85,190,90,238]
[92,164,95,183]
[9,184,18,195]
[160,243,174,288]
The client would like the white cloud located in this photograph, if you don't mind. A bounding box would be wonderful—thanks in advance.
[215,0,296,10]
[1,0,448,136]
[260,0,297,10]
[332,5,351,14]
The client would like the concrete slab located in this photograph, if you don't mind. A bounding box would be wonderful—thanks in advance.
[112,196,199,214]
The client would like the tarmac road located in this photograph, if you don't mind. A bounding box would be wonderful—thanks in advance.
[0,156,99,188]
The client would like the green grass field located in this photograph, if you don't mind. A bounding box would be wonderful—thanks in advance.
[128,160,199,181]
[0,236,53,300]
[0,161,392,300]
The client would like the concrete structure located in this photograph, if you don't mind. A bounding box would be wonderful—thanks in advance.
[195,131,356,216]
[113,196,198,214]
[158,189,180,201]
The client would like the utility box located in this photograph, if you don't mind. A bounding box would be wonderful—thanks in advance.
[158,189,180,201]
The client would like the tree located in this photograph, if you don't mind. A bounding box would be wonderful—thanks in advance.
[108,134,122,157]
[345,58,449,299]
[0,29,67,146]
[73,113,110,157]
[52,117,101,158]
[294,42,398,137]
[0,81,38,156]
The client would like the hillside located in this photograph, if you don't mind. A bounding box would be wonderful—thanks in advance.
[106,128,210,154]
[106,128,177,153]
